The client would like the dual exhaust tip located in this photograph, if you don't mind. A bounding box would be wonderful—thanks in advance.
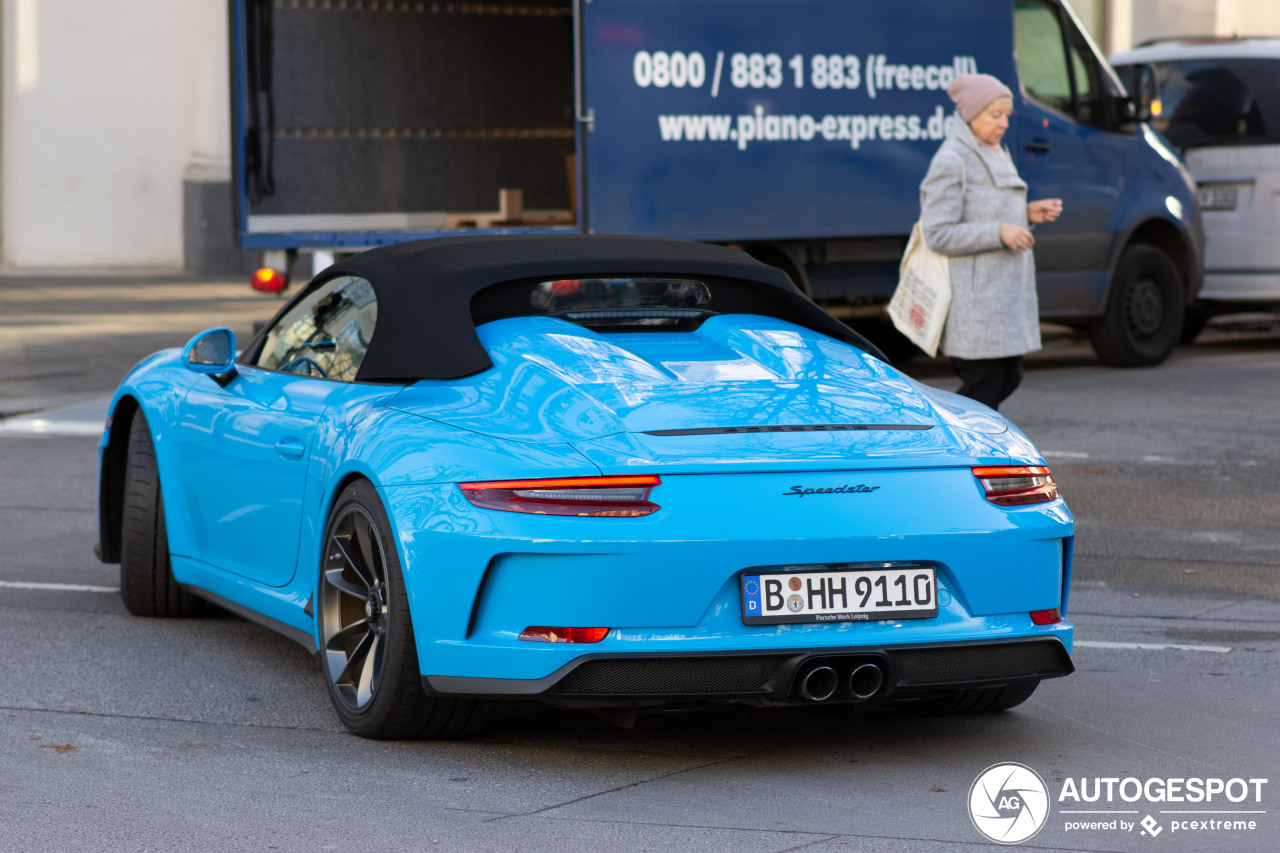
[797,661,884,702]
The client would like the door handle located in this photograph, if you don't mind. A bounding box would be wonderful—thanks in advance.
[1025,140,1051,154]
[275,437,306,459]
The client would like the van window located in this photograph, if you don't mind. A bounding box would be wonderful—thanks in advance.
[1147,59,1280,150]
[1015,0,1074,116]
[1014,0,1109,127]
[1065,21,1105,125]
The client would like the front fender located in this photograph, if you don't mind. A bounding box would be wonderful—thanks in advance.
[97,352,201,563]
[1105,125,1205,302]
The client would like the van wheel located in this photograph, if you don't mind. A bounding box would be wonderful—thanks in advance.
[1090,245,1184,367]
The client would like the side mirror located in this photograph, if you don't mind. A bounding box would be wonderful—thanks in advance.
[182,328,237,375]
[1117,63,1159,124]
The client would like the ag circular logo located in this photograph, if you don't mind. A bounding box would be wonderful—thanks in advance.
[969,763,1050,844]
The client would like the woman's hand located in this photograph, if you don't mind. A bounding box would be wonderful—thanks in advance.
[1000,223,1035,253]
[1028,198,1063,224]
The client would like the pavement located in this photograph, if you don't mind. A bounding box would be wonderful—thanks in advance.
[3,275,1278,853]
[0,273,284,426]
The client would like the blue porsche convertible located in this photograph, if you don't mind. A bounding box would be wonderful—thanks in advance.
[97,235,1074,738]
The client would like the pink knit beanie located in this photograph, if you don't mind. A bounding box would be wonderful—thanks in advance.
[948,73,1014,122]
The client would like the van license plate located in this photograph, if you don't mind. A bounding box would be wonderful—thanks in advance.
[1198,185,1238,210]
[741,566,937,625]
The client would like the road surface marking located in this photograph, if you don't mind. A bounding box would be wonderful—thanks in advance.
[1075,639,1231,654]
[0,418,104,436]
[0,580,118,593]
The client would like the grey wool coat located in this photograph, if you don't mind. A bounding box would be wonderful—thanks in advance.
[919,113,1042,359]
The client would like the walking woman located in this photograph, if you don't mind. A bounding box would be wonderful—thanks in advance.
[919,73,1062,410]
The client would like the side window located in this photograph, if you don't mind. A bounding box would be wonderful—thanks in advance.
[255,276,378,382]
[1153,59,1280,150]
[1014,0,1111,128]
[1066,28,1105,126]
[1015,0,1074,115]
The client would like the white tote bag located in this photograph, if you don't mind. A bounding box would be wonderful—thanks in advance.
[887,221,952,357]
[888,152,965,357]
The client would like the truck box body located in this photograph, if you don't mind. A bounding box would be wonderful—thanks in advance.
[581,2,995,242]
[231,0,1203,366]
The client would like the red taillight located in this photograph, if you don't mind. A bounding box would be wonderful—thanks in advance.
[548,279,581,297]
[972,466,1059,506]
[1030,608,1062,625]
[251,267,286,293]
[519,626,610,643]
[457,475,661,517]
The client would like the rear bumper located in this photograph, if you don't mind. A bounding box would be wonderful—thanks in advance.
[388,472,1075,684]
[423,637,1073,704]
[1199,271,1280,302]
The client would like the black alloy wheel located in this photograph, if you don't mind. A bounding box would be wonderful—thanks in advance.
[321,500,391,715]
[318,480,492,739]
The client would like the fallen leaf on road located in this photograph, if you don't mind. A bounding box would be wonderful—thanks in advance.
[39,743,77,753]
[930,784,947,792]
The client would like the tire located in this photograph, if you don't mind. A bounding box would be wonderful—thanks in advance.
[1179,303,1211,345]
[120,413,199,617]
[1090,245,1185,367]
[890,680,1039,715]
[318,480,493,739]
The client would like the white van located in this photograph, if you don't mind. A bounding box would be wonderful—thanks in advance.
[1111,38,1280,338]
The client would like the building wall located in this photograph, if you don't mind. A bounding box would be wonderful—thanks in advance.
[1132,0,1217,46]
[1070,0,1107,46]
[1,0,229,270]
[1213,0,1280,40]
[1103,0,1280,53]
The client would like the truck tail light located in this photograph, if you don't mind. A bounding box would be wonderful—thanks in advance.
[519,626,610,643]
[972,466,1058,506]
[251,267,286,293]
[457,475,661,517]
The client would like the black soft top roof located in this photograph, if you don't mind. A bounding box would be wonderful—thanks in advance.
[305,234,883,381]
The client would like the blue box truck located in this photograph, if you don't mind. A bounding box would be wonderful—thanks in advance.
[231,0,1203,366]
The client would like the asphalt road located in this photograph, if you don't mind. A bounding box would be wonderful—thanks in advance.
[0,278,1276,852]
[0,276,273,417]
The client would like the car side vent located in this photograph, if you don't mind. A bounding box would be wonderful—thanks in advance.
[890,641,1072,686]
[550,655,791,696]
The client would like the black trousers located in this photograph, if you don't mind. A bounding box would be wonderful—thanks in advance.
[950,356,1024,410]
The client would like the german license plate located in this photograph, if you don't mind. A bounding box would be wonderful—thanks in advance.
[741,566,937,625]
[1197,184,1238,211]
